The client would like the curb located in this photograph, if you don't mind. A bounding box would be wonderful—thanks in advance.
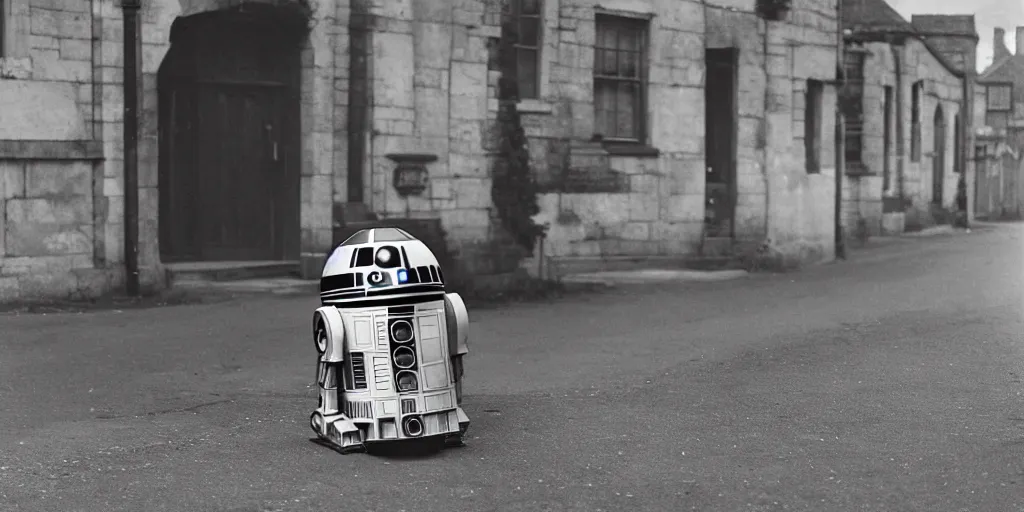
[560,269,750,286]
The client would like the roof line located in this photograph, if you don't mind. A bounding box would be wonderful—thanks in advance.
[978,55,1015,82]
[847,30,966,78]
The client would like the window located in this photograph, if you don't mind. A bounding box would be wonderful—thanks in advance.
[841,50,866,165]
[883,85,893,189]
[911,80,923,162]
[986,84,1012,111]
[593,14,648,142]
[804,80,823,173]
[510,0,542,99]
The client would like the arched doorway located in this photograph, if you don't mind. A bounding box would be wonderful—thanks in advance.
[158,5,305,262]
[932,106,945,205]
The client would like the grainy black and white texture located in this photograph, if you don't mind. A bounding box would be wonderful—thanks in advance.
[1,223,1021,511]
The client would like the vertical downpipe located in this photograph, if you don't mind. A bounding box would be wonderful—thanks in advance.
[122,0,141,296]
[833,0,846,259]
[761,18,771,243]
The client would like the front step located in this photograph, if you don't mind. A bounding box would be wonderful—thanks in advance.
[166,261,301,284]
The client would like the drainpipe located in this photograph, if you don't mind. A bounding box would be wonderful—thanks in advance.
[122,0,141,296]
[834,0,846,259]
[761,18,771,244]
[960,63,971,228]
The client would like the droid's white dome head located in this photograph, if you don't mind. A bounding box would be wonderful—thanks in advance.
[319,227,446,307]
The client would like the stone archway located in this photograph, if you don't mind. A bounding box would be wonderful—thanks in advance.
[157,3,307,262]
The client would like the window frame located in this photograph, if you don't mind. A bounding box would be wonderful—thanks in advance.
[592,13,650,144]
[882,85,893,189]
[804,79,824,174]
[842,49,866,166]
[911,80,923,163]
[985,83,1013,112]
[510,0,543,101]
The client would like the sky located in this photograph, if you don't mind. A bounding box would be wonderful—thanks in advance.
[888,0,1024,72]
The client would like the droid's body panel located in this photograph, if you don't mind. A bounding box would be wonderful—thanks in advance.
[310,227,469,453]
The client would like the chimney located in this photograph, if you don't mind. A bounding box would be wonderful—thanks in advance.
[1017,26,1024,55]
[994,28,1010,61]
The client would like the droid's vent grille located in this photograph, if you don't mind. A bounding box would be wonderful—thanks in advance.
[351,353,367,389]
[401,399,416,414]
[345,400,373,419]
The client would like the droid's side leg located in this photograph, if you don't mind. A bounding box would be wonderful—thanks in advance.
[311,307,366,454]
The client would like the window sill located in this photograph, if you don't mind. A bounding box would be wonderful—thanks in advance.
[844,162,876,177]
[487,98,554,114]
[602,142,660,158]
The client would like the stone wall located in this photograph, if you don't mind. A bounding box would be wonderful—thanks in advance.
[358,0,524,275]
[846,38,964,236]
[524,0,839,265]
[0,0,117,301]
[1,0,348,303]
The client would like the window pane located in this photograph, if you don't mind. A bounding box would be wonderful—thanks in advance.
[618,50,639,77]
[615,82,639,139]
[595,47,617,75]
[596,24,618,49]
[520,0,541,15]
[516,48,538,98]
[518,16,540,47]
[988,86,1011,110]
[618,27,641,53]
[594,82,616,137]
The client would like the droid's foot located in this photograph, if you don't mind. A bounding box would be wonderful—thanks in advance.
[455,407,471,437]
[443,434,465,448]
[310,437,367,455]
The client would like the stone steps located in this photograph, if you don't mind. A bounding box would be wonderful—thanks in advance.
[166,261,300,284]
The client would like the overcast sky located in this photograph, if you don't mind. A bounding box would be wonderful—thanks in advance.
[888,0,1023,71]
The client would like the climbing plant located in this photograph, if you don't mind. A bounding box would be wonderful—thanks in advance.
[490,6,544,253]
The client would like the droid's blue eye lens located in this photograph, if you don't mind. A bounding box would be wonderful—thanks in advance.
[397,269,408,283]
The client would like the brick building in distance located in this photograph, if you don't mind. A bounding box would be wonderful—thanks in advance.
[0,0,849,303]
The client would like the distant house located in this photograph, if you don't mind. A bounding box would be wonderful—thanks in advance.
[978,27,1024,149]
[975,27,1024,219]
[839,0,977,234]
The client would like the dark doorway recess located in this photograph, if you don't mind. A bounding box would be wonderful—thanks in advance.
[932,106,946,205]
[704,48,739,239]
[158,5,305,262]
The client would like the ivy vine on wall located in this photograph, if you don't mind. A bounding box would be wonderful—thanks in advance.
[490,7,544,253]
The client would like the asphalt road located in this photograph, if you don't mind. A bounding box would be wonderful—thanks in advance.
[1,223,1022,512]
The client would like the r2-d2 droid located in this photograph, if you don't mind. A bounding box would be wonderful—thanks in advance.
[310,227,470,453]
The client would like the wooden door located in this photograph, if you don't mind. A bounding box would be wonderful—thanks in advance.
[932,107,945,205]
[195,85,283,260]
[704,48,738,238]
[158,7,302,262]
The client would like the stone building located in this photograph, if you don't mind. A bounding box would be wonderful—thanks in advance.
[838,0,977,237]
[0,0,842,303]
[526,0,841,269]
